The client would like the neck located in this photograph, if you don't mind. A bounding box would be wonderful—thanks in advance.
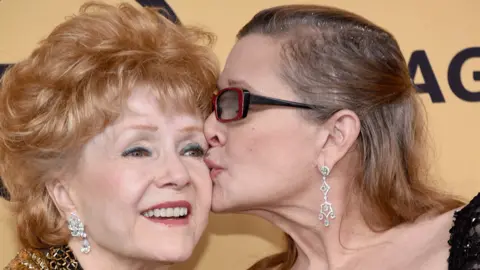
[245,176,391,269]
[68,240,171,270]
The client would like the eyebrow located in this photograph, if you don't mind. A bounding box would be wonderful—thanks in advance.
[127,124,158,131]
[125,125,201,133]
[225,79,258,93]
[180,125,203,133]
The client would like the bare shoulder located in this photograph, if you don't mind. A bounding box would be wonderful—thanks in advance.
[411,210,456,268]
[372,208,457,270]
[402,192,480,270]
[4,248,49,270]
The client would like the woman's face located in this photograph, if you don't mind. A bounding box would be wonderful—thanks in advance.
[56,87,211,262]
[204,34,324,213]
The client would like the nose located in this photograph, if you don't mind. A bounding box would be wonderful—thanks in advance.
[204,112,226,147]
[154,154,190,190]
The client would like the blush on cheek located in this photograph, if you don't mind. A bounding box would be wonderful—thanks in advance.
[76,171,120,207]
[97,171,122,190]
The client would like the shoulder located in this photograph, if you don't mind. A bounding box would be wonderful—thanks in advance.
[448,192,480,270]
[4,245,80,270]
[4,248,49,270]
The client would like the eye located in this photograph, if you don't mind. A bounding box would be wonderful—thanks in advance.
[180,143,205,158]
[122,146,152,158]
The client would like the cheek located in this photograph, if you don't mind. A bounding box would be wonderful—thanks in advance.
[224,116,317,188]
[227,124,298,169]
[184,160,211,240]
[73,164,149,226]
[71,165,155,253]
[187,160,212,208]
[225,125,259,159]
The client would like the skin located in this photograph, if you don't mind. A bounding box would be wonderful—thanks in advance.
[204,34,456,270]
[48,87,212,270]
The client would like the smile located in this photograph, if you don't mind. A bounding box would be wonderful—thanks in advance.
[140,200,192,226]
[142,207,188,218]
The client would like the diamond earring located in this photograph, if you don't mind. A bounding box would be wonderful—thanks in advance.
[68,212,91,254]
[318,165,335,227]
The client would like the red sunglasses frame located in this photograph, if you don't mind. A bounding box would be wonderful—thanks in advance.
[212,87,314,123]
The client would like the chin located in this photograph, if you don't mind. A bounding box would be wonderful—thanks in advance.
[210,196,234,213]
[211,185,271,213]
[138,234,197,263]
[211,197,255,213]
[150,245,194,263]
[211,187,239,213]
[211,203,228,213]
[165,249,193,263]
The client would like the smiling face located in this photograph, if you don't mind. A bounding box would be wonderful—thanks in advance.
[52,86,211,263]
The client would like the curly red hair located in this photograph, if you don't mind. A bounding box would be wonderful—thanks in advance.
[0,1,218,249]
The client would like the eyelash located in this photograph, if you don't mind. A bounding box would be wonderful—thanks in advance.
[122,146,152,158]
[121,143,206,158]
[180,143,206,158]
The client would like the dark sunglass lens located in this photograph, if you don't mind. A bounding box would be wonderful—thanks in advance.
[217,90,241,120]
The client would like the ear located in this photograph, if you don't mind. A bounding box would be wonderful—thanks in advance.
[316,109,360,171]
[46,176,76,217]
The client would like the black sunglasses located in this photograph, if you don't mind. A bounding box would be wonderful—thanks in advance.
[212,87,314,123]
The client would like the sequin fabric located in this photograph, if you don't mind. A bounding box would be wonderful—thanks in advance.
[4,245,82,270]
[449,192,480,270]
[0,178,10,200]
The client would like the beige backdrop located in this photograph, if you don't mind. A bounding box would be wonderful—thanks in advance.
[0,0,479,269]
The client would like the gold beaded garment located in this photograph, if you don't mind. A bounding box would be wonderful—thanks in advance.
[4,245,81,270]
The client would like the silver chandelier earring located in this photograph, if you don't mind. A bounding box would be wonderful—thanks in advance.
[318,165,335,227]
[68,212,91,254]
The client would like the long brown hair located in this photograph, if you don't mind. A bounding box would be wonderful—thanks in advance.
[237,5,464,270]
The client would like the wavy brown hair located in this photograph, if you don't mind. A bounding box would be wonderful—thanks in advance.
[0,1,218,249]
[237,5,464,270]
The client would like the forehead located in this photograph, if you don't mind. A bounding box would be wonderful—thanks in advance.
[219,34,283,93]
[120,87,202,126]
[125,86,159,114]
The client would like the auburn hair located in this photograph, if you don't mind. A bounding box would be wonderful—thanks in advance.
[237,5,464,270]
[0,1,218,249]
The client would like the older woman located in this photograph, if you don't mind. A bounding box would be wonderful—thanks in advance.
[204,4,479,270]
[1,2,218,269]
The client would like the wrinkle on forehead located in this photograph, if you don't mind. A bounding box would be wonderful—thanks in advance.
[122,85,201,119]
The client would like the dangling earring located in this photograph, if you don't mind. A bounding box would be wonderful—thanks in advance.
[318,165,335,227]
[68,212,91,254]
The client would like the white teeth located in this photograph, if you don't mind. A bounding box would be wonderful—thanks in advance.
[142,207,189,218]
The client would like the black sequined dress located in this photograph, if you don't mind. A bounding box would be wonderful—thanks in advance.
[448,193,480,269]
